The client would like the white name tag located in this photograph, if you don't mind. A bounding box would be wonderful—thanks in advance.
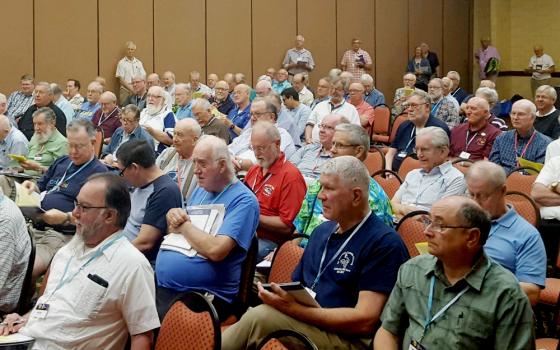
[459,151,471,159]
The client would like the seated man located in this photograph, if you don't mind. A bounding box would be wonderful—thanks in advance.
[386,91,450,172]
[156,118,201,203]
[6,74,35,125]
[447,70,470,105]
[116,140,182,266]
[392,127,466,220]
[467,161,545,305]
[0,114,28,169]
[428,78,461,129]
[450,97,501,161]
[209,80,235,116]
[174,83,194,120]
[20,107,68,176]
[91,91,121,143]
[140,86,176,155]
[289,114,347,182]
[244,121,306,260]
[280,87,312,143]
[310,77,331,110]
[291,73,314,106]
[222,156,409,350]
[348,82,375,127]
[0,191,31,316]
[362,73,385,108]
[20,119,108,278]
[51,83,74,124]
[391,73,419,117]
[123,74,148,110]
[490,99,551,174]
[221,83,252,140]
[294,124,394,239]
[534,85,560,139]
[229,98,296,171]
[305,78,360,144]
[191,98,230,143]
[65,79,84,111]
[101,104,154,167]
[271,69,292,94]
[73,81,102,121]
[374,196,535,349]
[19,82,67,140]
[0,173,160,349]
[156,135,259,321]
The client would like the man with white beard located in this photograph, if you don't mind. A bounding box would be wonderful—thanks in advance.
[140,86,176,155]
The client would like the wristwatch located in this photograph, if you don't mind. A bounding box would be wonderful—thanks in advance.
[551,181,559,193]
[229,123,235,130]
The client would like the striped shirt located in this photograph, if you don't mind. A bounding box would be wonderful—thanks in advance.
[489,129,551,174]
[6,91,34,120]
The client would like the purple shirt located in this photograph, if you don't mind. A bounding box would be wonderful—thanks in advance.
[475,46,501,79]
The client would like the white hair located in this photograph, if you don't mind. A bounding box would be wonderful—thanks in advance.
[322,156,370,195]
[416,126,449,148]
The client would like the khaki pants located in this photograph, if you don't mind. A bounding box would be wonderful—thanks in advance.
[221,305,370,350]
[0,175,16,201]
[531,78,551,98]
[29,225,73,267]
[119,86,131,106]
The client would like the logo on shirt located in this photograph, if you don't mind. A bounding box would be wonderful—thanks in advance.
[334,252,355,274]
[263,184,275,197]
[477,132,487,146]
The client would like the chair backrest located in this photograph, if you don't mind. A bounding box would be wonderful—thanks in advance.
[451,158,474,175]
[233,236,258,317]
[268,240,304,284]
[506,167,538,196]
[389,114,407,144]
[364,146,386,176]
[256,329,319,350]
[397,155,421,180]
[396,210,429,258]
[156,292,221,350]
[372,169,403,199]
[372,105,391,135]
[504,191,541,228]
[94,127,104,158]
[16,230,35,314]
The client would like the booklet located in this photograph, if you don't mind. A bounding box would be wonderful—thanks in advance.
[0,332,35,345]
[261,282,320,308]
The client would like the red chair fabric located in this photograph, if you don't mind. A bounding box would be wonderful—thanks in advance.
[396,210,429,258]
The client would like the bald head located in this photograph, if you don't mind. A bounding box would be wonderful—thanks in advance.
[465,160,507,218]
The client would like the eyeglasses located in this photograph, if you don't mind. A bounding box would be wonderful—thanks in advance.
[147,94,163,99]
[319,123,336,131]
[249,144,272,153]
[403,102,429,110]
[119,118,136,124]
[119,164,129,177]
[74,200,107,212]
[250,111,272,118]
[418,215,473,233]
[332,141,357,149]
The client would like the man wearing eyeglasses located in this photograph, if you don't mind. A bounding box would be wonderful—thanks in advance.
[19,119,108,278]
[139,86,176,155]
[347,82,375,127]
[385,91,450,172]
[209,80,235,116]
[91,91,121,145]
[374,196,535,349]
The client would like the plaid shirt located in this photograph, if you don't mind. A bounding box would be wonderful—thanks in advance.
[6,91,34,120]
[431,97,461,129]
[489,129,551,174]
[341,49,373,81]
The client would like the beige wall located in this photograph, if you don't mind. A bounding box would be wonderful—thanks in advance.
[0,0,472,105]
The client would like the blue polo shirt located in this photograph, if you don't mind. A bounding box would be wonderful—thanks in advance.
[292,213,409,308]
[38,156,108,213]
[227,104,251,140]
[155,180,259,302]
[175,102,193,120]
[484,206,546,287]
[390,117,450,171]
[103,126,155,157]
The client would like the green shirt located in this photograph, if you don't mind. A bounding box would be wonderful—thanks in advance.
[380,254,535,350]
[26,130,68,176]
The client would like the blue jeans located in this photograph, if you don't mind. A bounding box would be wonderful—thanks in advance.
[257,238,277,261]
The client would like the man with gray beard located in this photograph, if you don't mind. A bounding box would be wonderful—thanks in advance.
[139,86,176,155]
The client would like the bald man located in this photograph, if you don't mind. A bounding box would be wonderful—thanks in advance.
[527,45,555,96]
[450,97,502,161]
[0,114,28,169]
[283,35,315,76]
[91,91,121,142]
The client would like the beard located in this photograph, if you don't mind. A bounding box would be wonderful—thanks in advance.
[35,128,54,144]
[146,102,164,116]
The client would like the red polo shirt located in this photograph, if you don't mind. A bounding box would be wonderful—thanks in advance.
[450,121,502,160]
[244,153,306,244]
[352,100,375,126]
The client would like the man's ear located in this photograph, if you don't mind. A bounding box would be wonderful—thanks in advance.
[465,228,482,250]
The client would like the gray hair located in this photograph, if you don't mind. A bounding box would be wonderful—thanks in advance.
[0,93,6,103]
[513,99,537,117]
[466,160,506,189]
[132,73,146,81]
[175,83,192,94]
[0,115,11,130]
[410,90,431,104]
[50,83,63,96]
[32,107,57,124]
[36,81,53,95]
[258,75,272,83]
[334,123,369,150]
[360,74,374,85]
[441,77,453,90]
[475,87,499,108]
[254,96,279,117]
[67,118,96,139]
[322,156,370,195]
[456,198,491,245]
[88,81,104,93]
[191,98,211,110]
[196,135,235,178]
[447,70,460,82]
[176,118,202,138]
[252,120,280,142]
[122,104,141,120]
[536,85,557,101]
[416,126,449,148]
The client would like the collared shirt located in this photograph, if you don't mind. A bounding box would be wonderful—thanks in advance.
[394,161,466,211]
[19,103,67,140]
[55,96,75,125]
[308,100,361,143]
[116,56,146,86]
[228,125,296,161]
[489,129,551,174]
[289,143,331,180]
[476,46,501,79]
[351,99,375,126]
[450,122,502,160]
[286,103,312,143]
[529,54,555,80]
[546,138,560,162]
[276,106,300,148]
[124,93,147,110]
[104,126,155,158]
[210,96,235,116]
[6,91,34,120]
[431,97,461,129]
[283,48,315,75]
[244,153,306,244]
[0,127,29,169]
[0,195,31,314]
[298,86,314,106]
[310,96,329,110]
[485,205,546,287]
[155,147,198,202]
[226,103,251,140]
[272,80,292,95]
[364,88,385,108]
[67,94,84,111]
[21,232,160,349]
[380,253,535,349]
[74,101,101,121]
[91,107,122,139]
[201,117,230,144]
[534,108,560,139]
[175,102,193,120]
[341,48,373,81]
[535,156,560,219]
[139,109,176,154]
[26,130,68,176]
[450,87,469,105]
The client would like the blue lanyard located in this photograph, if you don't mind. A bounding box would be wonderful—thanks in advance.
[311,211,371,290]
[424,275,469,331]
[47,233,123,300]
[403,127,416,153]
[198,181,235,205]
[48,158,94,194]
[430,100,442,117]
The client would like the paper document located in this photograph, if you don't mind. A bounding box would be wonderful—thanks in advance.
[0,332,35,344]
[15,182,41,207]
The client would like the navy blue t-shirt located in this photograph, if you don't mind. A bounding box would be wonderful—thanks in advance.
[292,213,409,309]
[38,156,108,213]
[390,117,450,171]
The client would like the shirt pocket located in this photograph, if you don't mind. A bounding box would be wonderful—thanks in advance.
[74,274,109,318]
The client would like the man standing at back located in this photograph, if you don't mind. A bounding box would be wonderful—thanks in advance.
[116,41,146,105]
[283,35,315,77]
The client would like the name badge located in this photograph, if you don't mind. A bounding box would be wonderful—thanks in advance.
[34,156,43,161]
[459,151,471,159]
[31,303,50,319]
[305,287,317,300]
[397,151,408,158]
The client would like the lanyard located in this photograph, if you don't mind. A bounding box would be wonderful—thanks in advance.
[48,158,94,194]
[98,107,119,126]
[514,130,536,160]
[311,211,371,290]
[199,181,234,205]
[430,100,442,117]
[47,233,123,301]
[424,275,469,331]
[403,127,416,153]
[329,101,345,113]
[252,173,272,194]
[464,130,478,152]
